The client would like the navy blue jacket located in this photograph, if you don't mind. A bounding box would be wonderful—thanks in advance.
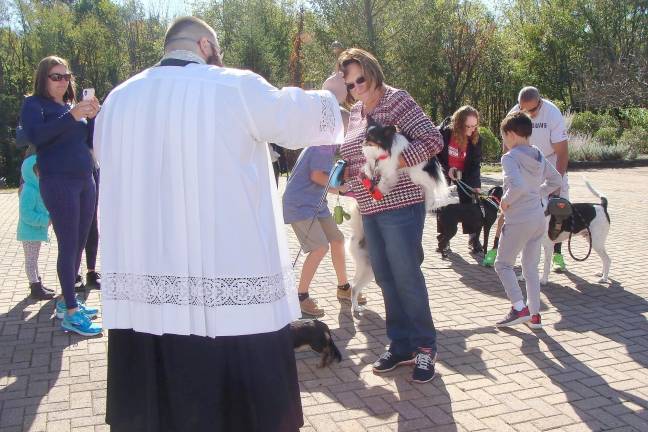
[20,95,94,178]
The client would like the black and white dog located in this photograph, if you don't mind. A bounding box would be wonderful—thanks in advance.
[540,180,611,285]
[437,186,503,257]
[290,319,342,367]
[362,120,450,211]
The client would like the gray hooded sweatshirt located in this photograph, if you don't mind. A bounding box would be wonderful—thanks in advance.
[500,145,563,225]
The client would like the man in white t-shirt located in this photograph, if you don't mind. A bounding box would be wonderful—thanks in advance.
[483,87,570,271]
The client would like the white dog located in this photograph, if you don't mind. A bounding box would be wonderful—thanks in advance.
[346,203,374,315]
[540,179,611,285]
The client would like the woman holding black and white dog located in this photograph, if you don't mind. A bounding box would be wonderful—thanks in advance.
[436,106,484,255]
[337,48,442,384]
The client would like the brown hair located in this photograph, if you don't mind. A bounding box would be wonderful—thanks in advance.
[450,105,480,149]
[336,48,385,103]
[32,56,76,103]
[500,112,533,138]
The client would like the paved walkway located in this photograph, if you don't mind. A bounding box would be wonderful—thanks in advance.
[1,167,647,431]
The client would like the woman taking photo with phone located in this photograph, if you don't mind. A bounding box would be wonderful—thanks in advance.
[20,56,102,336]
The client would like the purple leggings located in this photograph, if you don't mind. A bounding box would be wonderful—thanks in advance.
[40,175,96,309]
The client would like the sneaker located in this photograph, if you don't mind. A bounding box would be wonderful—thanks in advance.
[337,285,367,305]
[29,282,55,300]
[469,238,484,254]
[74,274,85,292]
[482,249,497,267]
[372,350,415,373]
[61,310,102,336]
[55,297,99,320]
[552,253,566,272]
[526,314,543,330]
[495,306,531,327]
[412,348,437,383]
[300,296,325,318]
[436,244,451,258]
[37,277,55,295]
[86,271,101,290]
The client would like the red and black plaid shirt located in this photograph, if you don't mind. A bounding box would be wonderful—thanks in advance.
[340,87,443,215]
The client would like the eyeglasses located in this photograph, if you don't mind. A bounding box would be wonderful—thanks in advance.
[48,73,72,82]
[345,76,366,91]
[525,100,542,114]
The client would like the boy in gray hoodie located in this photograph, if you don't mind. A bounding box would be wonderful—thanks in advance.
[494,112,562,329]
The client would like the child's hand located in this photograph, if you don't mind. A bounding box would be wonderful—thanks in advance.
[500,201,510,211]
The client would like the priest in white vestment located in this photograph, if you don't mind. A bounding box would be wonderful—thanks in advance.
[94,16,345,432]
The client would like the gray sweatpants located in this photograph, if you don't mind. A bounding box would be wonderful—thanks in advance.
[494,217,545,315]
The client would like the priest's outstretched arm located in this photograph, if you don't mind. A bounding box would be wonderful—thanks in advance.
[239,73,345,150]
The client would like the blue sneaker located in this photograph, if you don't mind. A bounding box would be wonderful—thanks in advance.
[61,310,102,336]
[56,298,99,320]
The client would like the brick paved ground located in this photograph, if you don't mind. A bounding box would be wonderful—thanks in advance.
[1,167,647,431]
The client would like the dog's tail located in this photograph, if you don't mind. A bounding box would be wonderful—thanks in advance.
[583,177,607,210]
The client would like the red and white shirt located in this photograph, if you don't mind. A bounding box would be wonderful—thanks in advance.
[340,87,443,215]
[447,137,467,172]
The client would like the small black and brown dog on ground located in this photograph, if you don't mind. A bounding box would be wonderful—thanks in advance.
[290,319,342,368]
[436,185,503,258]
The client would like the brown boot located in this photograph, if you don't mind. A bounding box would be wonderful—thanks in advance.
[337,284,367,305]
[300,296,325,318]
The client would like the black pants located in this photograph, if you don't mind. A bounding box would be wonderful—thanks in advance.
[85,169,99,270]
[106,326,303,432]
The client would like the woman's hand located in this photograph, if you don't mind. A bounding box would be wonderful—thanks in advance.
[500,201,510,211]
[322,72,348,104]
[70,98,100,121]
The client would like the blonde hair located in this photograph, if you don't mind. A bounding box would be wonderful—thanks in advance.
[450,105,480,149]
[336,48,385,103]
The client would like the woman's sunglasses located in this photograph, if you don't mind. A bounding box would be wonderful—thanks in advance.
[345,76,366,91]
[48,73,72,82]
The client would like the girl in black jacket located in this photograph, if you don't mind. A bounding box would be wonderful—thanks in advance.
[436,105,484,254]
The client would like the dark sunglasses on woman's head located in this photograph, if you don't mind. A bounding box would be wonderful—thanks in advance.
[48,73,72,82]
[345,76,366,91]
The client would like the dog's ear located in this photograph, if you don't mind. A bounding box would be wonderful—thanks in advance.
[384,125,397,138]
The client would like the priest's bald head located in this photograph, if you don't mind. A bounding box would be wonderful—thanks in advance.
[164,16,223,67]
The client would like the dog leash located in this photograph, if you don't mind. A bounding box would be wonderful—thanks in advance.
[566,203,593,262]
[455,179,500,210]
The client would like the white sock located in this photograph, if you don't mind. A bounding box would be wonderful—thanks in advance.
[513,301,526,311]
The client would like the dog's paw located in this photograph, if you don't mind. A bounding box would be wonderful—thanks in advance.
[352,305,366,319]
[598,277,610,284]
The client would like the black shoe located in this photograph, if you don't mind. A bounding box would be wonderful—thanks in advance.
[412,348,437,383]
[37,277,55,294]
[74,274,85,292]
[30,282,55,300]
[86,271,101,290]
[437,245,451,258]
[469,240,483,254]
[372,350,415,373]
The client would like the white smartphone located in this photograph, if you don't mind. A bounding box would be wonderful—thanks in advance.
[82,88,95,101]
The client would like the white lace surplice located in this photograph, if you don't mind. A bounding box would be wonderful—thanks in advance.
[94,64,343,337]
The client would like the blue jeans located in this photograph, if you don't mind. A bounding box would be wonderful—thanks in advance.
[362,202,436,355]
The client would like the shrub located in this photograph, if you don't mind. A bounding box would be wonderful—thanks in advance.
[479,126,502,163]
[594,127,619,147]
[570,111,619,134]
[619,108,648,130]
[618,127,648,154]
[570,139,636,161]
